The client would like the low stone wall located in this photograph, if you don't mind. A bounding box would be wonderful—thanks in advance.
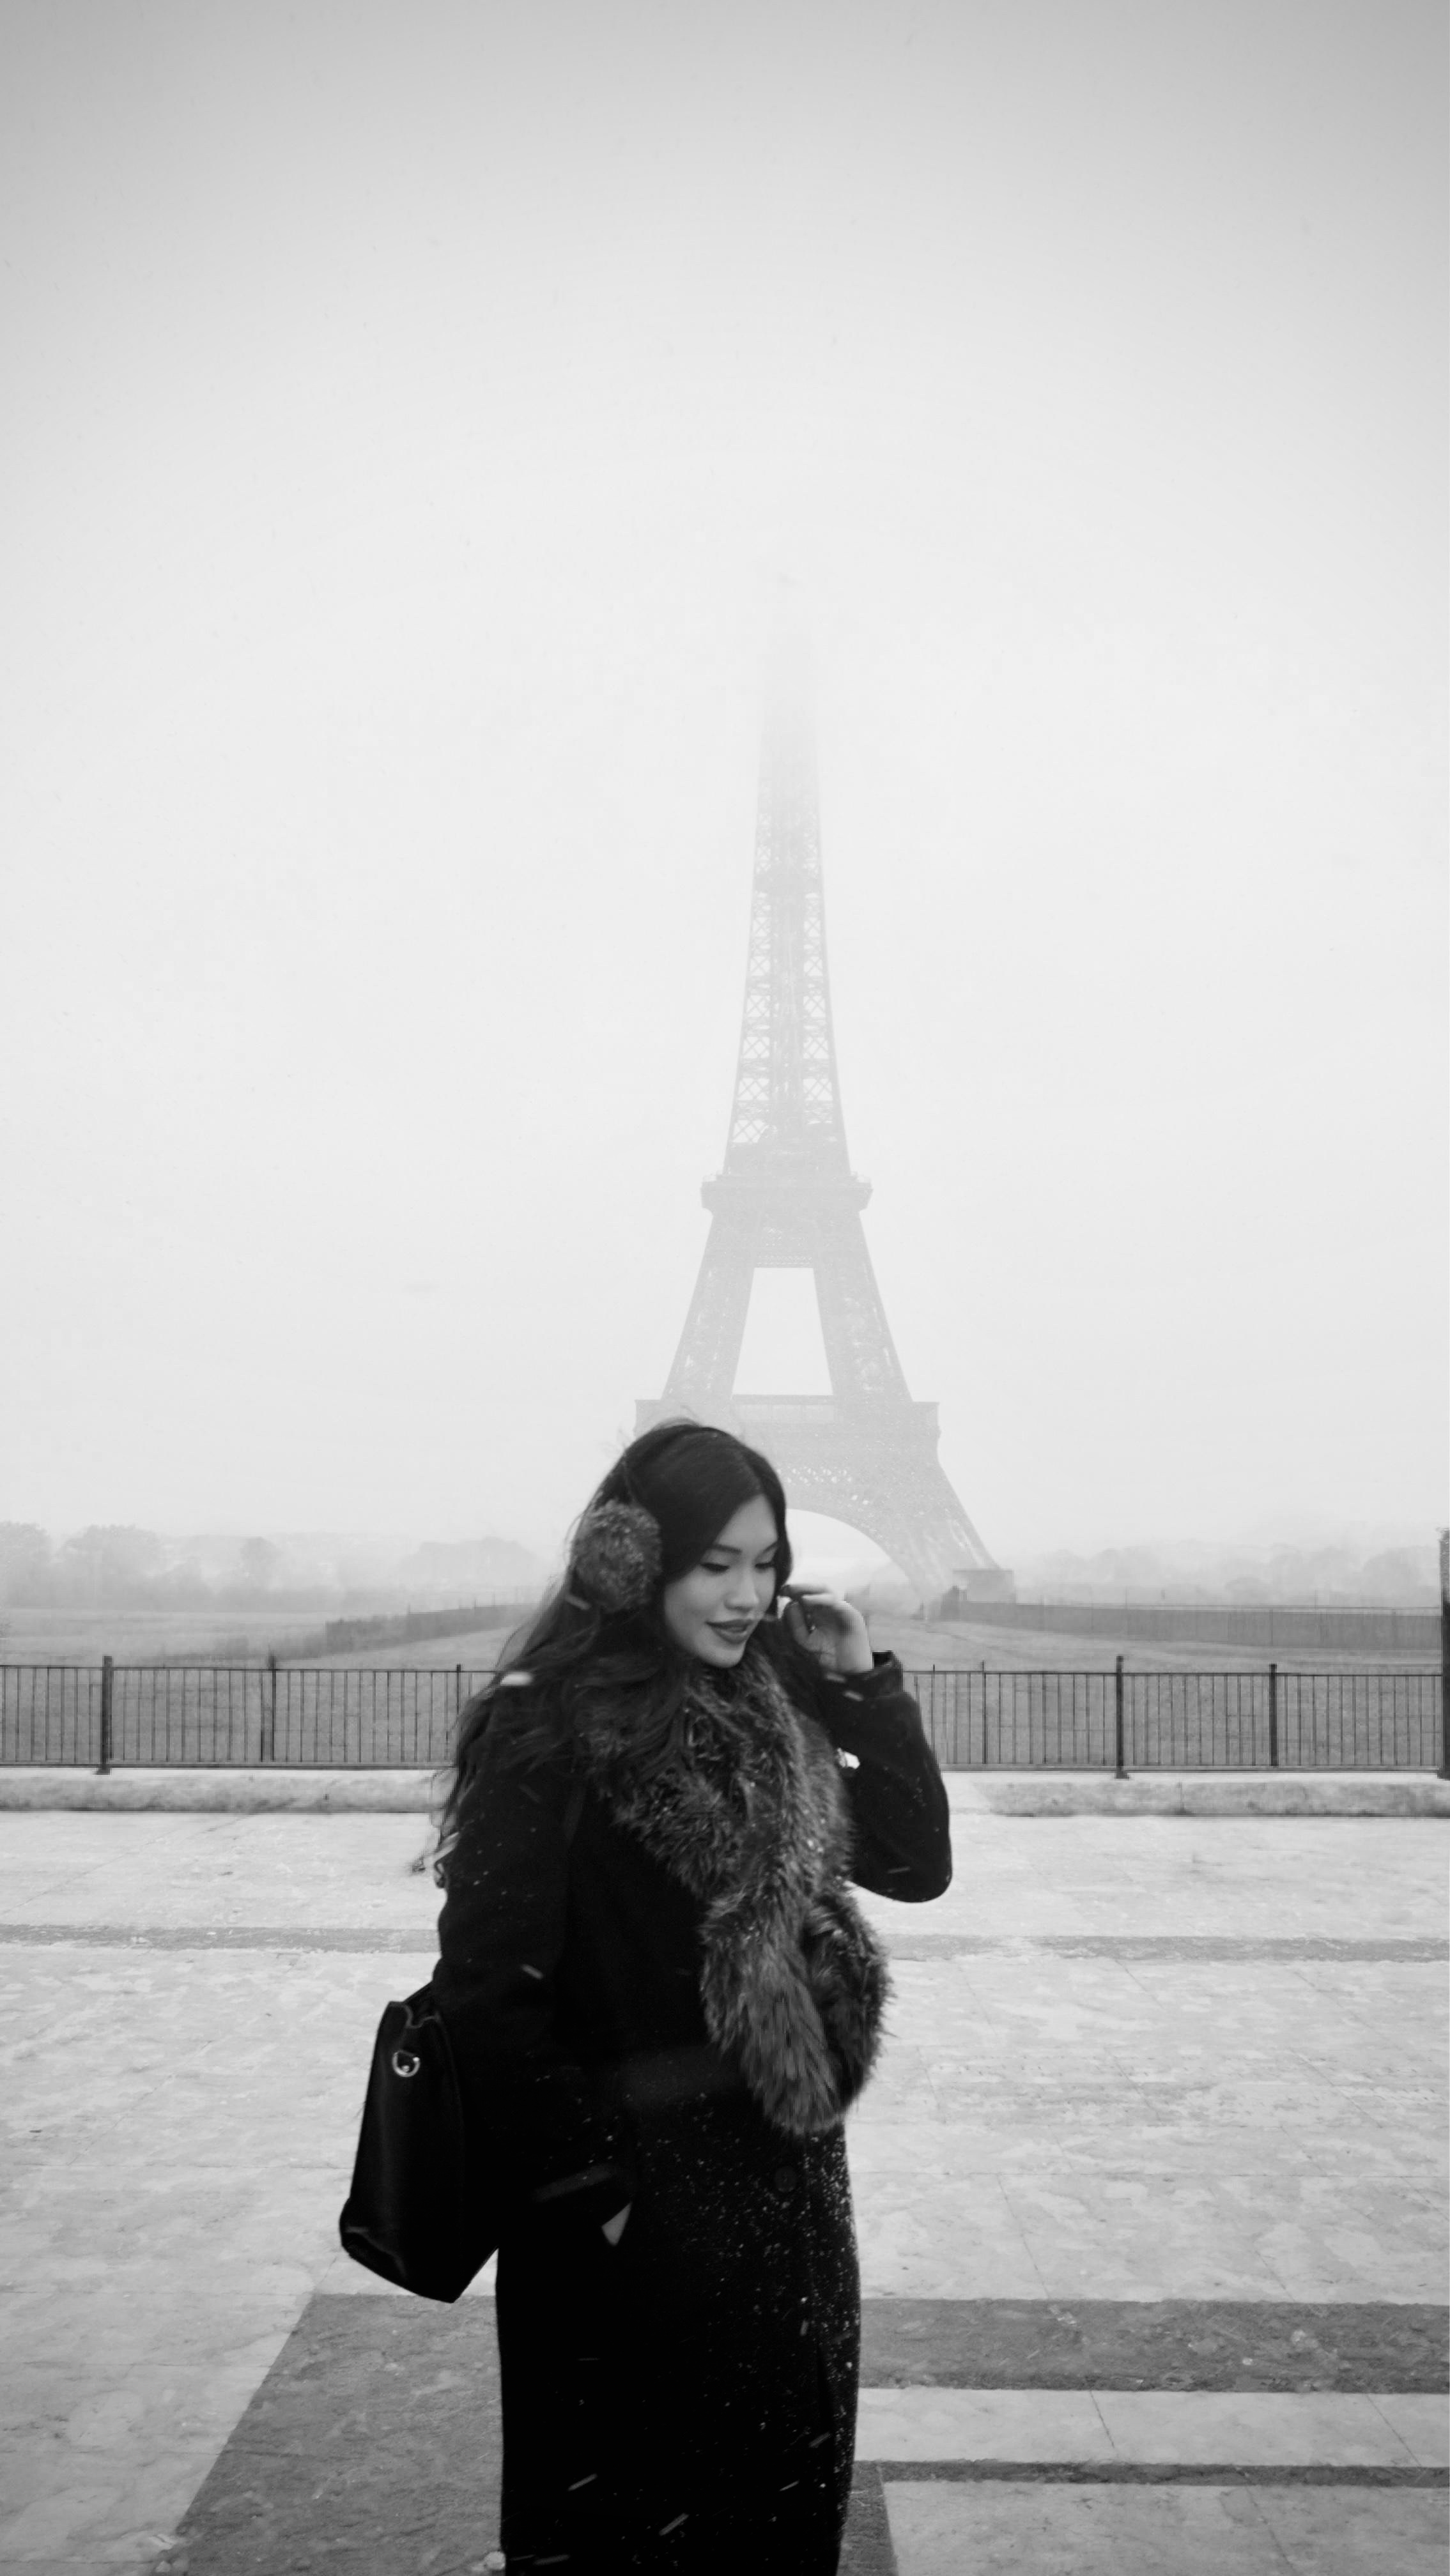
[2,1767,1446,1817]
[948,1772,1450,1818]
[0,1767,440,1812]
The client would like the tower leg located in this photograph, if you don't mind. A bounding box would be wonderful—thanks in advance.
[812,1213,910,1400]
[661,1215,756,1409]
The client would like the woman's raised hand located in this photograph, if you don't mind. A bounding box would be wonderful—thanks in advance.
[779,1584,874,1678]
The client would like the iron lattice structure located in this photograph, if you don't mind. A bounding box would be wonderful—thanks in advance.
[636,674,1008,1600]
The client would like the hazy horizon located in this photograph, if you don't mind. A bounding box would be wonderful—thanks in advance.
[3,2,1444,1568]
[2,1510,1439,1603]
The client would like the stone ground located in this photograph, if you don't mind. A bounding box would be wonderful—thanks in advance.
[0,1793,1445,2574]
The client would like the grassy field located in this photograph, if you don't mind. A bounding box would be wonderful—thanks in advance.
[868,1610,1438,1675]
[0,1607,346,1666]
[290,1625,518,1671]
[2,1604,1435,1676]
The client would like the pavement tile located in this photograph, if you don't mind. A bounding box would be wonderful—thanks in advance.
[0,2485,125,2560]
[1366,2395,1450,2467]
[859,2385,1439,2470]
[1247,2231,1445,2305]
[847,2120,1071,2178]
[1246,2485,1450,2576]
[996,2173,1308,2303]
[858,2388,1113,2462]
[1090,2390,1424,2466]
[863,2386,1440,2471]
[1049,2133,1327,2179]
[881,2482,1450,2576]
[856,2176,1048,2299]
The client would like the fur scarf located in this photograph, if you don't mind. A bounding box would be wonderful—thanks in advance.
[573,1646,891,2138]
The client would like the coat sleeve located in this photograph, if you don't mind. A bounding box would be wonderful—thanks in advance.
[431,1708,636,2227]
[811,1653,953,1901]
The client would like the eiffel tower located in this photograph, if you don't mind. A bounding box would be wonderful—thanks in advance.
[636,664,1012,1602]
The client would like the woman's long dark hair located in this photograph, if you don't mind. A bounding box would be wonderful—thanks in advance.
[433,1421,800,1876]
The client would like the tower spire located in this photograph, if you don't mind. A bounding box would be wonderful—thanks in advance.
[725,650,848,1172]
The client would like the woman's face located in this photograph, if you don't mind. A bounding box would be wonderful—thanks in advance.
[661,1494,781,1667]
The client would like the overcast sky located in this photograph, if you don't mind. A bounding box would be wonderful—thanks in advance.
[2,0,1444,1570]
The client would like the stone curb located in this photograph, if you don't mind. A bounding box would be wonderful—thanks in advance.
[0,1768,443,1812]
[948,1774,1450,1818]
[0,1767,1446,1816]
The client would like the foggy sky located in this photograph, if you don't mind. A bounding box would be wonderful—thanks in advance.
[2,0,1444,1567]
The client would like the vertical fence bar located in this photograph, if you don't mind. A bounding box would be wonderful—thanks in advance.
[1268,1662,1279,1769]
[1114,1655,1127,1779]
[96,1655,114,1775]
[262,1654,277,1764]
[1438,1530,1449,1781]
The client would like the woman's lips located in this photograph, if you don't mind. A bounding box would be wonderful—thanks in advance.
[709,1621,753,1641]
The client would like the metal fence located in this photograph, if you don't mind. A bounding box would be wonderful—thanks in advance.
[1,1660,1444,1772]
[0,1664,486,1771]
[909,1665,1444,1772]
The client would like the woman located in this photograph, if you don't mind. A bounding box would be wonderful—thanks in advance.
[432,1420,952,2573]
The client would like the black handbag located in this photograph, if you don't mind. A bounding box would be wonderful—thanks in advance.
[339,1982,498,2303]
[339,1774,588,2303]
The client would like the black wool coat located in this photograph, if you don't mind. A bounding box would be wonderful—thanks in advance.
[431,1638,952,2573]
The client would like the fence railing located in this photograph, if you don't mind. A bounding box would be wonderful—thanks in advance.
[1,1661,1444,1772]
[909,1664,1444,1772]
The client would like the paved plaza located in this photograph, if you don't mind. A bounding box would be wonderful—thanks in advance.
[0,1789,1445,2573]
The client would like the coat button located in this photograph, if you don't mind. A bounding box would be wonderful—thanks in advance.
[773,2165,799,2196]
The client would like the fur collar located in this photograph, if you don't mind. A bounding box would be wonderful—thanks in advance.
[573,1645,890,2137]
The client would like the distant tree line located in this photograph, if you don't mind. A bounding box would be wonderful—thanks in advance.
[1,1523,353,1611]
[1015,1541,1438,1607]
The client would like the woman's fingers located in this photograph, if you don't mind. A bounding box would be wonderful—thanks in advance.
[601,2203,631,2244]
[781,1583,847,1624]
[782,1585,874,1677]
